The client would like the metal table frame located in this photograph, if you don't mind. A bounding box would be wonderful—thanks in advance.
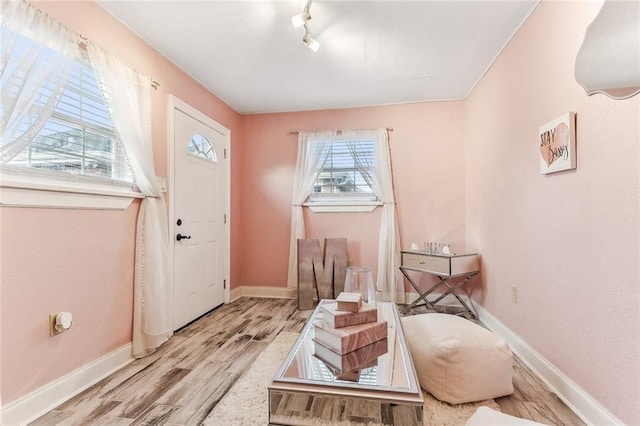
[399,251,480,319]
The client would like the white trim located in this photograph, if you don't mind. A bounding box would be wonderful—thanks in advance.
[229,285,243,302]
[402,293,620,424]
[464,1,540,99]
[304,200,382,213]
[167,95,231,327]
[167,96,177,329]
[224,130,231,304]
[0,186,138,210]
[230,286,297,302]
[476,304,622,426]
[1,344,133,426]
[0,171,142,210]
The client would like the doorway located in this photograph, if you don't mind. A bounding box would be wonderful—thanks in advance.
[168,96,230,330]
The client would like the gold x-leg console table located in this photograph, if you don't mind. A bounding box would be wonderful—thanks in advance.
[400,250,480,318]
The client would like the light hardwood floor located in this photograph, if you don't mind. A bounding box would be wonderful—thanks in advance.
[30,297,584,425]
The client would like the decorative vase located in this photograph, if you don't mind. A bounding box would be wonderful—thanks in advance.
[344,266,376,305]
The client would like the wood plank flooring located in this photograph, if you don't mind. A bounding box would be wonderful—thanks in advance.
[30,297,583,425]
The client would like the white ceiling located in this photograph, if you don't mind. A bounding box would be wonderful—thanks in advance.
[97,1,539,114]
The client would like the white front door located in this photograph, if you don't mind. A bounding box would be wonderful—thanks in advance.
[172,105,227,330]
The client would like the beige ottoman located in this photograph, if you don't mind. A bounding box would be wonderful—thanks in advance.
[401,313,513,404]
[465,407,548,425]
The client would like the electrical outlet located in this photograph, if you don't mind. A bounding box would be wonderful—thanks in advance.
[511,286,518,304]
[49,314,63,336]
[49,312,73,336]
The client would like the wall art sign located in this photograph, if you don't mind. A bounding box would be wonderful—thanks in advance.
[539,112,576,174]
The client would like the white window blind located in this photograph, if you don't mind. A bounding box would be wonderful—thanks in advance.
[310,138,376,201]
[2,35,132,188]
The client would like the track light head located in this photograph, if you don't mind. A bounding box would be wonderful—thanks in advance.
[291,12,310,29]
[303,33,320,52]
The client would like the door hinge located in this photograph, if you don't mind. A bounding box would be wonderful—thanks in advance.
[224,148,227,159]
[224,279,226,289]
[223,214,227,224]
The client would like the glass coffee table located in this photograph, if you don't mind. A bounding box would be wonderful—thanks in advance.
[268,300,423,425]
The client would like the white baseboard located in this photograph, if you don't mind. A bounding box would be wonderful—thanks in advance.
[404,291,621,424]
[229,285,297,302]
[3,293,617,425]
[2,344,133,426]
[475,304,622,426]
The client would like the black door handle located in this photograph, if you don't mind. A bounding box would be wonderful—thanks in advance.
[176,233,191,241]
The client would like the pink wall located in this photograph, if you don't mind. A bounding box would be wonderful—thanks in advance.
[1,203,138,402]
[1,0,242,404]
[464,1,639,423]
[4,0,637,422]
[239,102,466,288]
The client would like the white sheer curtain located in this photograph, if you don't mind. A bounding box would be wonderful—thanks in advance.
[0,0,78,163]
[287,128,403,303]
[344,135,373,188]
[88,44,172,358]
[343,129,403,303]
[286,131,335,288]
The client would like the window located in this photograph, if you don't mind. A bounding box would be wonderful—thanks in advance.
[307,138,379,210]
[187,134,216,162]
[311,139,375,197]
[289,128,399,294]
[1,12,139,209]
[2,50,132,187]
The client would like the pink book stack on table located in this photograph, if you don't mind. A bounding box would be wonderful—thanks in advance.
[313,292,388,377]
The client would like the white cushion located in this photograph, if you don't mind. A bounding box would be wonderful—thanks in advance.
[401,313,513,404]
[465,406,548,425]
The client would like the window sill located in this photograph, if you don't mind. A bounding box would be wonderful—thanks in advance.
[304,200,382,213]
[0,177,143,210]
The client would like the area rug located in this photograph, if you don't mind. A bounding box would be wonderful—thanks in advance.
[204,332,500,425]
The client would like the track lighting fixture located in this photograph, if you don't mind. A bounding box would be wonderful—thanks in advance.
[291,12,310,29]
[303,28,320,52]
[292,0,319,52]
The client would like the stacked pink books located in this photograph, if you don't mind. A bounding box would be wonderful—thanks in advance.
[314,338,388,374]
[335,292,363,312]
[313,292,388,375]
[320,301,378,329]
[314,317,387,355]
